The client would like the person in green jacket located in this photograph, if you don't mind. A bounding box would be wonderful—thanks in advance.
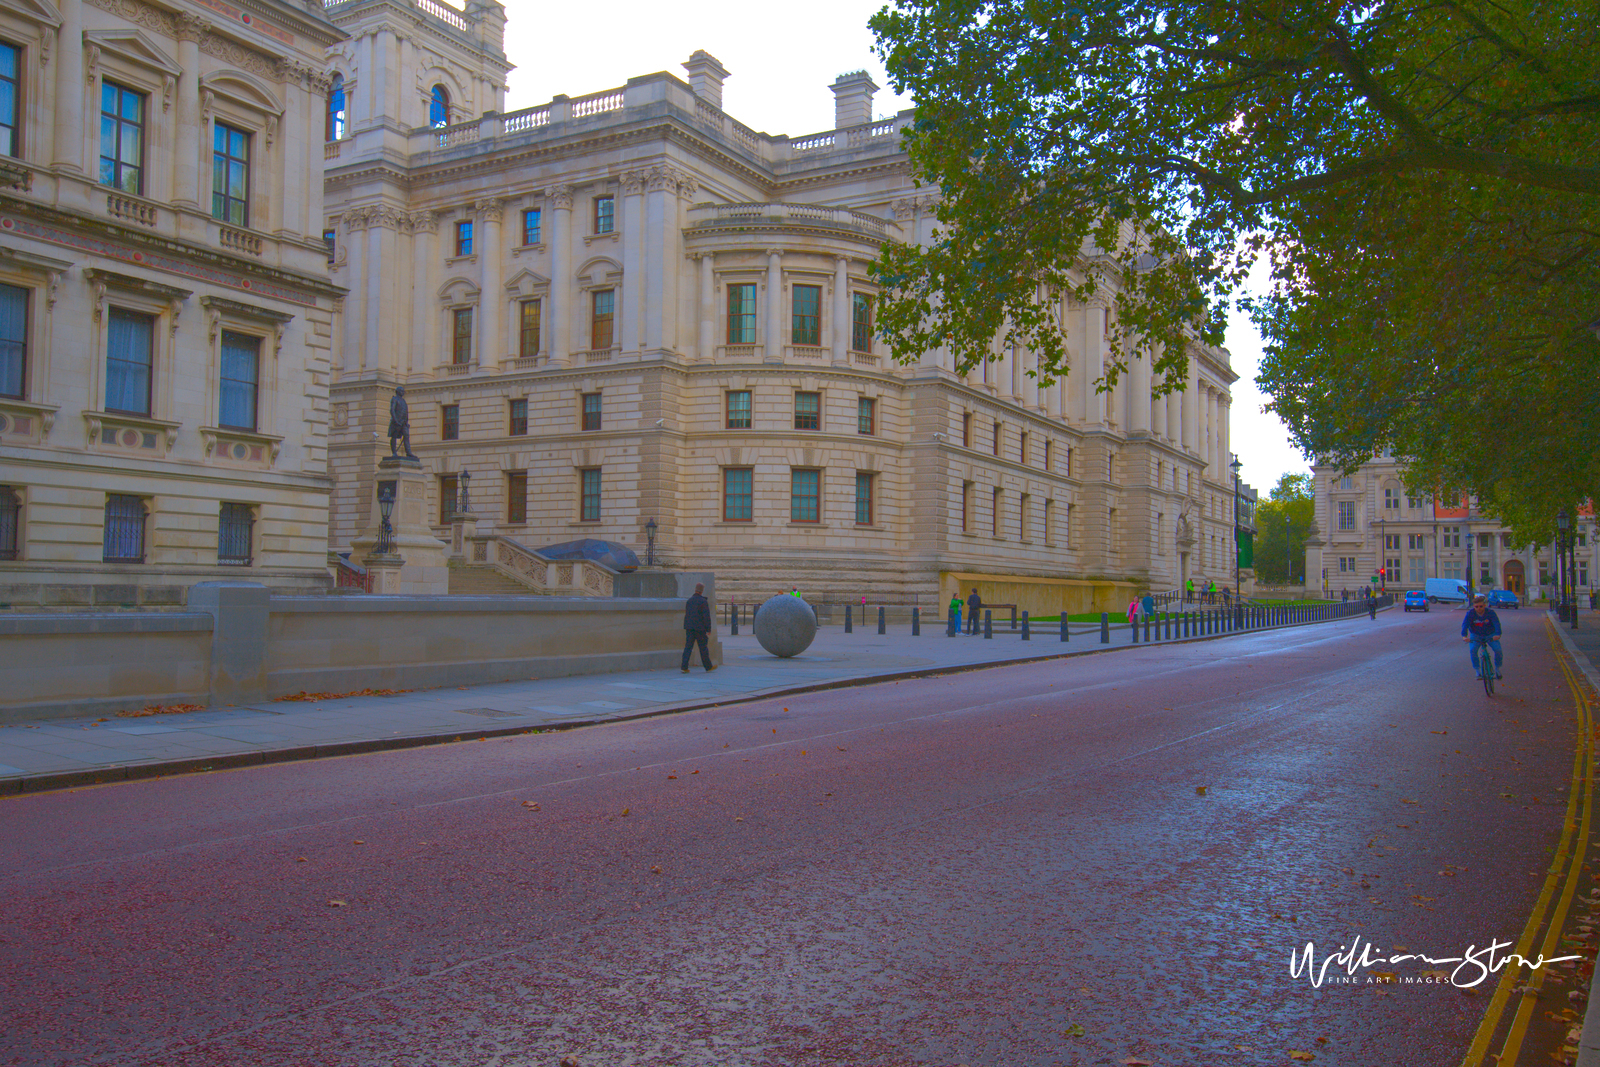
[949,592,962,633]
[1186,578,1195,603]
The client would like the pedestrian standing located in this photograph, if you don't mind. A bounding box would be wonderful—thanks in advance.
[1127,598,1139,624]
[1141,591,1156,618]
[949,592,962,632]
[681,582,715,673]
[967,588,982,635]
[1186,578,1195,603]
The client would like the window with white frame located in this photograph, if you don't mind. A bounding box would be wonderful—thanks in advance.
[1337,500,1355,531]
[218,332,260,430]
[106,308,155,416]
[0,42,19,158]
[212,122,251,226]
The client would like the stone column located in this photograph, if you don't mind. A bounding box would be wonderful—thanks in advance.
[763,247,783,363]
[832,256,850,366]
[1183,360,1200,456]
[1085,304,1107,425]
[476,198,504,367]
[409,210,438,375]
[696,252,714,361]
[1130,342,1152,433]
[172,18,205,207]
[54,7,84,173]
[645,167,681,356]
[620,171,644,355]
[1219,394,1231,469]
[549,186,573,366]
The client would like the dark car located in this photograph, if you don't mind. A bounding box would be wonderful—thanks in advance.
[1404,590,1429,612]
[1487,589,1519,610]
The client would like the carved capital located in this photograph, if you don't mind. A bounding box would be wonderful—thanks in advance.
[409,209,439,233]
[475,197,504,222]
[620,170,646,196]
[174,12,211,41]
[548,185,574,211]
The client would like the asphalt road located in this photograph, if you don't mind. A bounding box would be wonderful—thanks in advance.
[0,606,1588,1067]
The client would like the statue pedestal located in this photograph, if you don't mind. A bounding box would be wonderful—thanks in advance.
[350,457,450,595]
[448,513,478,560]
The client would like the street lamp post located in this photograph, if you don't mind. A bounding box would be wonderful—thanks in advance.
[1558,509,1570,622]
[457,469,472,515]
[1230,455,1242,624]
[645,516,657,568]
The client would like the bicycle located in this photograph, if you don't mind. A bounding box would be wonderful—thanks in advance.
[1473,639,1495,696]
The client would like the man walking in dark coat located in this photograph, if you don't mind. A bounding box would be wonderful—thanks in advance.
[681,582,715,673]
[966,587,982,635]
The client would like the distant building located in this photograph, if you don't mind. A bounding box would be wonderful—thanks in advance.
[1304,454,1595,600]
[0,0,345,609]
[321,0,1242,610]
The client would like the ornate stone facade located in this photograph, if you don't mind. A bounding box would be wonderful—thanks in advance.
[323,0,1239,612]
[0,0,345,608]
[1305,456,1595,602]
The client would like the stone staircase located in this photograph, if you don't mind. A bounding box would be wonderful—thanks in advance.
[447,561,538,596]
[440,534,618,597]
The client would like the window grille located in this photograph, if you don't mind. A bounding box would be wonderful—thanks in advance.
[218,503,253,565]
[726,390,751,429]
[103,495,146,563]
[791,469,820,523]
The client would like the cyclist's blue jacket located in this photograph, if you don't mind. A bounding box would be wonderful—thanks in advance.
[1462,607,1502,639]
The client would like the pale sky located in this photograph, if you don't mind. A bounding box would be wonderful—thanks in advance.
[497,0,1310,497]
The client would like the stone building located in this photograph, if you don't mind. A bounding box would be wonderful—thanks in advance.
[1303,454,1596,601]
[322,0,1242,612]
[0,0,345,609]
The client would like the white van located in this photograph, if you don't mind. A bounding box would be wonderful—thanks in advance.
[1425,578,1470,604]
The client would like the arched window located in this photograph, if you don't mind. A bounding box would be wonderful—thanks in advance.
[326,74,346,142]
[429,84,450,128]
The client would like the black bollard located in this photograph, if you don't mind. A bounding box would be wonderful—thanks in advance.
[878,606,886,635]
[1011,605,1018,631]
[1100,612,1110,644]
[984,610,993,639]
[731,603,739,636]
[845,605,853,633]
[1143,613,1151,643]
[912,607,920,636]
[1131,615,1139,643]
[1060,615,1069,642]
[947,608,957,637]
[1022,611,1030,640]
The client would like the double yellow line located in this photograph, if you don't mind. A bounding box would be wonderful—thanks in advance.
[1459,620,1596,1067]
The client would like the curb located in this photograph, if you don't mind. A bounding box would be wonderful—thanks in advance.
[1548,616,1600,1067]
[0,608,1385,797]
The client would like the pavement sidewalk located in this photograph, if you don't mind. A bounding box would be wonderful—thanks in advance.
[0,611,1278,795]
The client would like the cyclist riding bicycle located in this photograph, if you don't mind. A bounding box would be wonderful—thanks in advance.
[1461,593,1503,680]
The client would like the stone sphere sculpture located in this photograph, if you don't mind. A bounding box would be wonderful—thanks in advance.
[753,594,818,658]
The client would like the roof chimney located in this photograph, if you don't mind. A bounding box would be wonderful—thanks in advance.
[684,51,730,111]
[830,70,878,128]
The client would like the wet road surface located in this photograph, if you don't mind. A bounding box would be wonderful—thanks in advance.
[0,607,1588,1066]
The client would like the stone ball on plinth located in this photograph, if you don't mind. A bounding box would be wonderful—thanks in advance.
[753,594,818,658]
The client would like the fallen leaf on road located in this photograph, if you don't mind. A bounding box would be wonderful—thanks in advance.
[276,688,411,702]
[117,703,206,718]
[668,775,678,780]
[1195,786,1208,796]
[1431,730,1447,735]
[1118,1059,1151,1066]
[327,900,347,907]
[837,746,847,751]
[1062,1023,1085,1037]
[296,857,307,863]
[801,750,808,755]
[353,840,364,845]
[522,802,540,811]
[1289,1053,1316,1062]
[620,808,630,816]
[650,865,662,873]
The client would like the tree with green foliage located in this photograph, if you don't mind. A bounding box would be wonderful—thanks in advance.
[868,0,1598,510]
[1251,474,1315,585]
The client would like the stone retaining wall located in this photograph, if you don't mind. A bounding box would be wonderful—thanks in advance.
[0,579,717,723]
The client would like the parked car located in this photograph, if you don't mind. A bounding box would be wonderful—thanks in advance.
[1404,590,1429,612]
[1424,578,1471,604]
[1487,589,1519,609]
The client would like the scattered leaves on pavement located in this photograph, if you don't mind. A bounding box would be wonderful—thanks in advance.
[1062,1023,1085,1037]
[1289,1053,1316,1062]
[275,688,412,702]
[327,900,347,907]
[117,703,205,718]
